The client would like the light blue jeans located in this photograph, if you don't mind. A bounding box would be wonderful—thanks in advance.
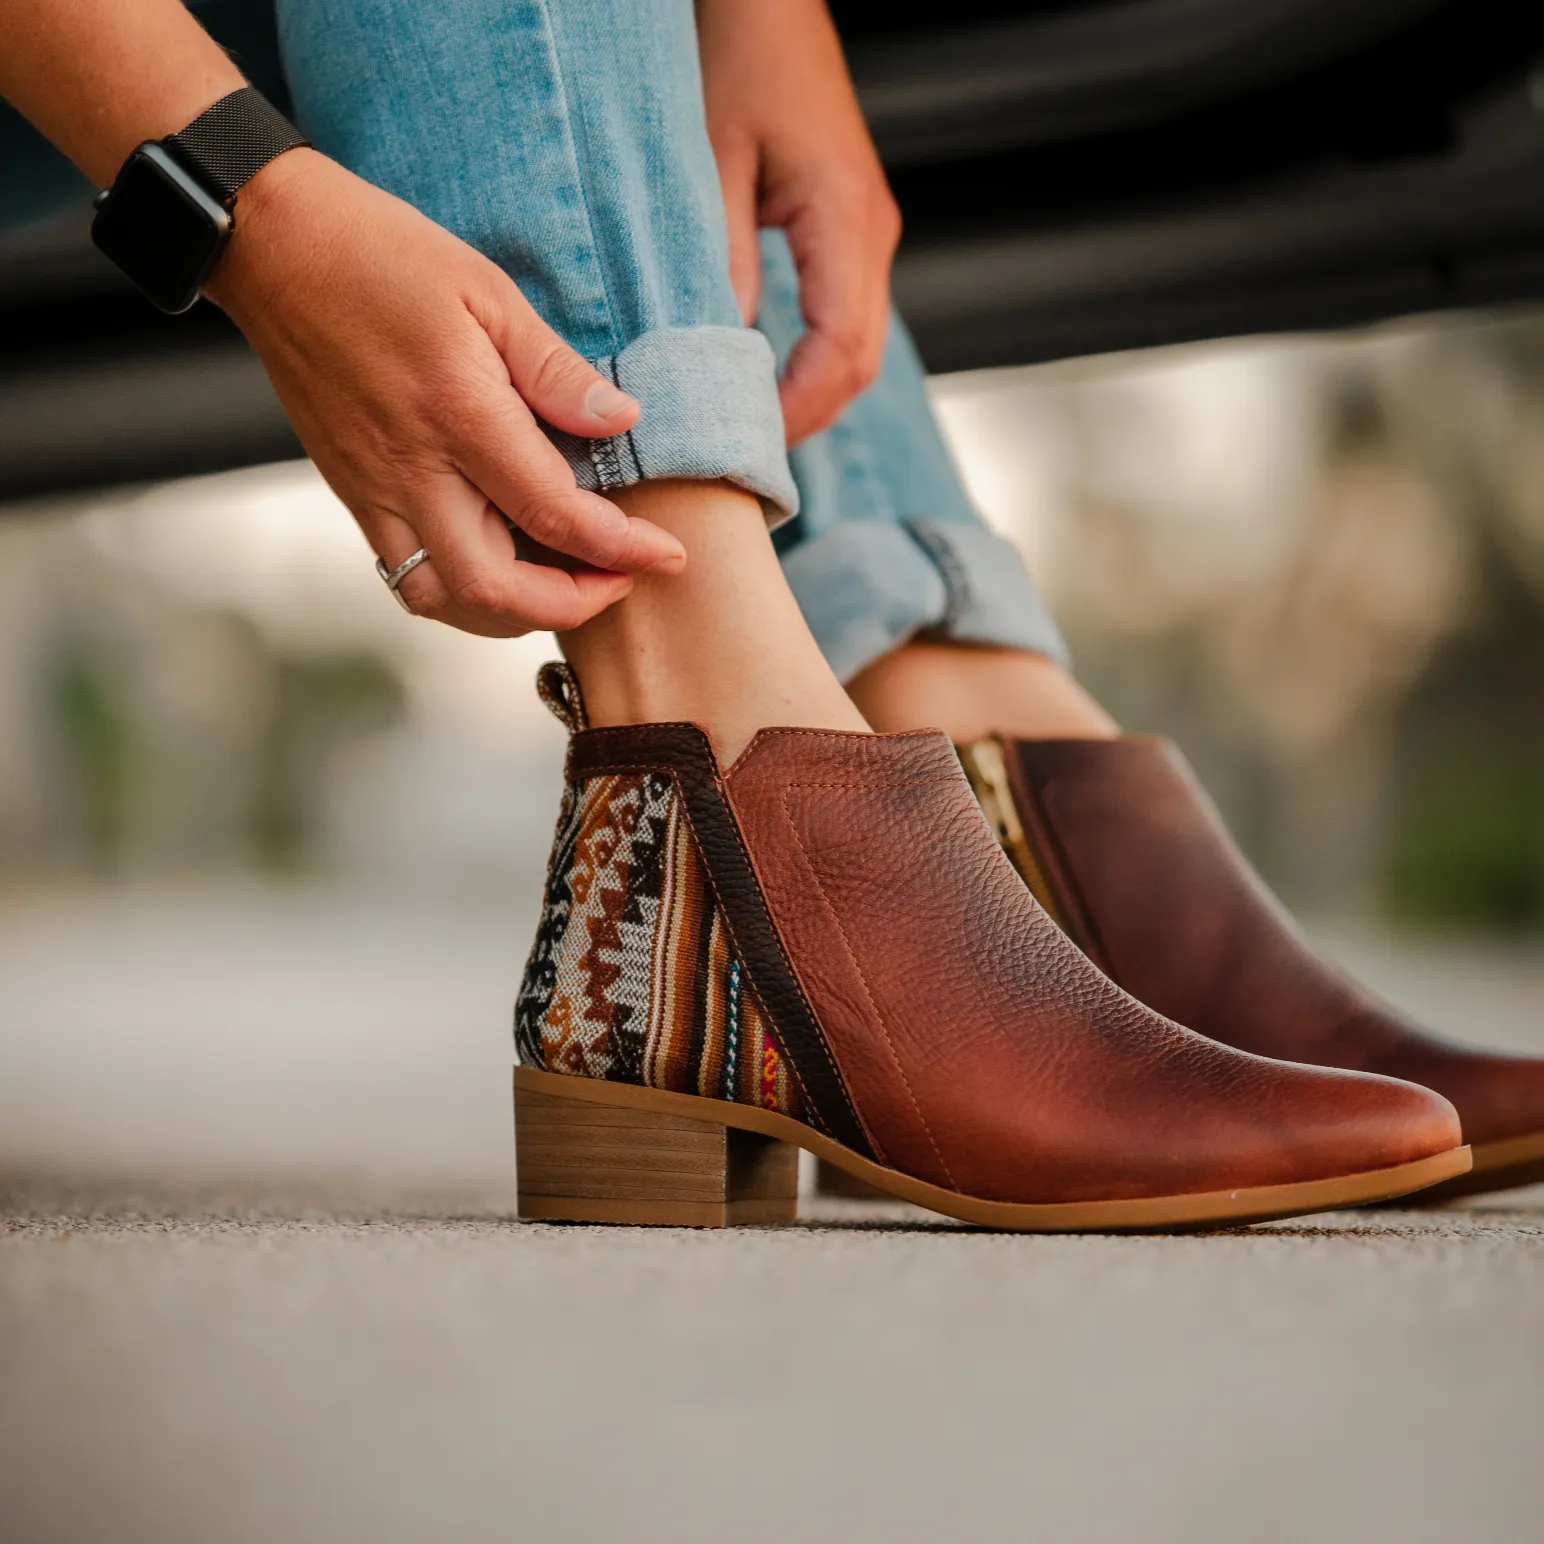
[275,0,1067,680]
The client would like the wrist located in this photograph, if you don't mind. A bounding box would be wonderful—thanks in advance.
[89,88,315,316]
[202,146,331,316]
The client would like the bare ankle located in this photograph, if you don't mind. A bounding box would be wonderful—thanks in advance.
[849,640,1118,743]
[558,479,868,763]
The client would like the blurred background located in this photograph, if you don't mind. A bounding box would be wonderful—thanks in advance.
[3,0,1544,1197]
[5,316,1544,1198]
[8,317,1544,918]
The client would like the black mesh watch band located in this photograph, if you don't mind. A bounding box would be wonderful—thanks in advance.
[166,86,309,203]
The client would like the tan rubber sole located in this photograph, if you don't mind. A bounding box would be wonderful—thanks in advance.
[821,1132,1544,1210]
[515,1066,1471,1231]
[1399,1128,1544,1203]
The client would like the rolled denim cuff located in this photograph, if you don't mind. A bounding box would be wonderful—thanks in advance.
[544,325,799,524]
[781,517,1070,684]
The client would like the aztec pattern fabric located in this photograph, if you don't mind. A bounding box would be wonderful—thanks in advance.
[516,771,804,1118]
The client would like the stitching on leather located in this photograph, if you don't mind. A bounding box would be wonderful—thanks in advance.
[582,768,959,794]
[764,778,957,791]
[580,722,706,737]
[572,723,709,756]
[727,728,945,780]
[781,783,957,1189]
[575,762,684,776]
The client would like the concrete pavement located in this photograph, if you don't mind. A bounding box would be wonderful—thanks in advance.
[2,883,1541,1543]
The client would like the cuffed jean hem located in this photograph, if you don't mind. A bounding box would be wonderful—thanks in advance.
[544,325,799,524]
[780,518,1071,684]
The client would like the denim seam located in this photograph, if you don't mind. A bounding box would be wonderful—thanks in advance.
[586,354,646,490]
[528,0,635,494]
[902,521,969,634]
[610,354,645,481]
[532,0,627,356]
[587,399,628,490]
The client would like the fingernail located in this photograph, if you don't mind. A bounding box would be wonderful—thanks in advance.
[586,380,637,420]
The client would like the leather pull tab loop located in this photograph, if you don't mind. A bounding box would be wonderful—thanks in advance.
[536,661,589,733]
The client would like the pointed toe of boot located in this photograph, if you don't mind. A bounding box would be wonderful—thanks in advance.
[987,1041,1470,1211]
[1364,1040,1544,1200]
[1327,1070,1463,1174]
[1233,1061,1470,1209]
[973,733,1514,1201]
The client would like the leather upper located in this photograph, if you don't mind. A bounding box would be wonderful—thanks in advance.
[1003,735,1544,1149]
[708,726,1458,1201]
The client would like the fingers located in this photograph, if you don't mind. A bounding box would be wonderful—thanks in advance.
[715,136,764,326]
[362,504,511,635]
[360,481,637,637]
[415,475,638,634]
[367,508,455,618]
[348,296,689,634]
[460,273,687,578]
[452,397,686,576]
[778,188,900,446]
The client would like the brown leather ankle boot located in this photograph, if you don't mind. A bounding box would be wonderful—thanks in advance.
[955,733,1544,1202]
[513,664,1466,1228]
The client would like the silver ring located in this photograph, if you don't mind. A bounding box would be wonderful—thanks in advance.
[375,549,429,613]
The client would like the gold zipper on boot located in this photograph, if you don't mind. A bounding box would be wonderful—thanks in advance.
[960,736,1065,926]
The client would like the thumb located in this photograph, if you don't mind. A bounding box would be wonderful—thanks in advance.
[497,307,642,441]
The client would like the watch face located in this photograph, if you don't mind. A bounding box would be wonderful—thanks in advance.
[91,144,231,314]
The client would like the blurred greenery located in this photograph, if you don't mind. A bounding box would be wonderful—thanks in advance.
[1384,521,1544,930]
[45,615,405,877]
[255,652,406,872]
[13,312,1544,928]
[53,650,133,871]
[986,311,1544,932]
[1385,752,1544,929]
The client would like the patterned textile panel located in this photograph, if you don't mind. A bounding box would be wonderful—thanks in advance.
[515,772,803,1118]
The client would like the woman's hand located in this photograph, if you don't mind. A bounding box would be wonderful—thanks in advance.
[699,0,901,447]
[209,150,686,636]
[0,0,683,636]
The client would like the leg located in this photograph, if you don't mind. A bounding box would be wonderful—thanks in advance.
[277,0,797,521]
[279,0,860,761]
[846,640,1115,743]
[561,481,865,763]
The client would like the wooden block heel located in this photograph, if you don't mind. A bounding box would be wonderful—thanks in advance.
[515,1077,799,1227]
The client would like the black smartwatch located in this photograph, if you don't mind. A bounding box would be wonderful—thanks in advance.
[91,87,310,315]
